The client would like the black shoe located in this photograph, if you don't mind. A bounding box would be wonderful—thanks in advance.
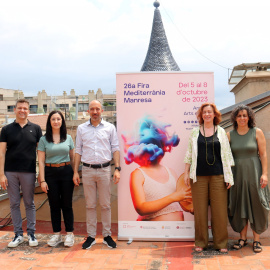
[103,235,117,248]
[82,236,96,249]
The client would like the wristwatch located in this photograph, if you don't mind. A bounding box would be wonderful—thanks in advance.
[115,166,121,171]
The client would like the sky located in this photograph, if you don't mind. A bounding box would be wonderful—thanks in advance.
[1,0,270,109]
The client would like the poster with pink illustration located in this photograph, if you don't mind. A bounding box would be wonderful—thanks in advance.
[116,72,214,241]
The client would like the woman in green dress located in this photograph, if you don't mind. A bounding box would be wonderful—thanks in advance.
[227,105,270,253]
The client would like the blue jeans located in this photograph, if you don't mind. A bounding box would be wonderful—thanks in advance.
[6,172,36,235]
[45,164,74,233]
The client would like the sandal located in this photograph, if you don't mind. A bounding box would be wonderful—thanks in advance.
[194,246,203,253]
[253,241,262,253]
[233,239,247,250]
[218,248,228,253]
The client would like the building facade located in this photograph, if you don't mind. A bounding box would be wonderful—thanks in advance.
[0,88,116,125]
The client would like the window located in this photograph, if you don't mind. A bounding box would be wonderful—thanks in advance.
[73,103,88,112]
[30,105,38,113]
[7,105,15,112]
[56,104,69,109]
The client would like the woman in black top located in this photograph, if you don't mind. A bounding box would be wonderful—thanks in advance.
[184,103,234,253]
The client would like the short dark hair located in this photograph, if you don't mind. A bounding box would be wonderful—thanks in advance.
[15,99,29,108]
[197,103,222,125]
[45,110,67,143]
[230,104,255,129]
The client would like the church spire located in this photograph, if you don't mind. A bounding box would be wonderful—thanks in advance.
[141,1,180,71]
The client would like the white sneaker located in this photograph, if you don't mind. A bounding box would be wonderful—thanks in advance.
[8,234,24,248]
[64,233,74,247]
[47,234,62,247]
[28,234,38,247]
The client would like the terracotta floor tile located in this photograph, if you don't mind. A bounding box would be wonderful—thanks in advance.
[147,258,163,269]
[205,259,220,268]
[73,262,92,270]
[233,259,262,265]
[151,249,166,256]
[48,262,77,268]
[261,239,270,245]
[135,254,162,260]
[106,254,123,264]
[103,264,131,269]
[261,259,270,268]
[250,265,266,270]
[36,257,55,267]
[65,257,95,264]
[1,222,270,270]
[88,261,107,269]
[137,248,152,255]
[241,247,257,256]
[206,265,221,270]
[220,265,251,270]
[71,249,89,258]
[204,258,219,264]
[122,250,138,259]
[228,250,245,259]
[193,265,207,270]
[82,253,106,260]
[217,255,234,265]
[132,265,148,270]
[52,251,70,262]
[121,258,148,265]
[81,247,102,254]
[31,267,57,270]
[193,259,206,266]
[99,249,125,255]
[166,242,193,270]
[2,258,36,269]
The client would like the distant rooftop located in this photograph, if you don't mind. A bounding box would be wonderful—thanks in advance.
[28,114,48,130]
[228,62,270,85]
[220,90,270,115]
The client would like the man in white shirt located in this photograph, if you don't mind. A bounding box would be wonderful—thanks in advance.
[73,100,120,249]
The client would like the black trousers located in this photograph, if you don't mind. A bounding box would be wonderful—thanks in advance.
[45,165,74,233]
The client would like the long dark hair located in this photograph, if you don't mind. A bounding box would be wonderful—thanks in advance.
[45,110,67,143]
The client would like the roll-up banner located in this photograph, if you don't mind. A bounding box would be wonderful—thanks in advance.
[116,72,214,241]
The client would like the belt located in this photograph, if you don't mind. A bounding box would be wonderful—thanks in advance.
[83,161,110,169]
[45,162,70,168]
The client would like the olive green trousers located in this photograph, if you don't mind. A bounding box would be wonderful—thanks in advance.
[191,175,228,249]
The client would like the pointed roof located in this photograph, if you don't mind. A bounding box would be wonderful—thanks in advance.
[141,1,180,71]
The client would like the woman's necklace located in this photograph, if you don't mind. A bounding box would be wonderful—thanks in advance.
[202,124,215,166]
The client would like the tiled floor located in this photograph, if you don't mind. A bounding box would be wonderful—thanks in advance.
[192,238,270,270]
[0,221,269,270]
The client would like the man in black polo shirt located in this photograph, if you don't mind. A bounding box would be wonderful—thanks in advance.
[0,99,42,248]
